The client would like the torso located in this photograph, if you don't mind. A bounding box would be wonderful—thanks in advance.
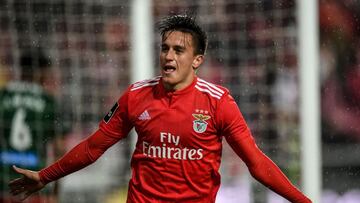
[126,77,228,202]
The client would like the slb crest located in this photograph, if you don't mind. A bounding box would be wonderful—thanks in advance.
[192,114,211,133]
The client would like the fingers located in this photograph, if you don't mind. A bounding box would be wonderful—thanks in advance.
[10,187,25,196]
[9,179,25,195]
[12,165,27,175]
[9,182,38,201]
[11,165,40,182]
[9,182,27,197]
[9,177,24,186]
[8,166,43,201]
[8,167,33,198]
[8,178,25,193]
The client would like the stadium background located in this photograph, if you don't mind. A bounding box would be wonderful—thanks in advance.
[1,0,360,202]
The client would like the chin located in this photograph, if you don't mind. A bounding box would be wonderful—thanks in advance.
[162,76,175,84]
[161,72,174,80]
[161,76,178,88]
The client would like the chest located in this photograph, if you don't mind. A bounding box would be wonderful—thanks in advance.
[130,94,219,147]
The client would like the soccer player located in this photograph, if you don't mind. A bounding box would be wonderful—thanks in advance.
[9,15,311,202]
[1,49,67,202]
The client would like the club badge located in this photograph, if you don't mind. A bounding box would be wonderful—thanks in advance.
[192,113,211,133]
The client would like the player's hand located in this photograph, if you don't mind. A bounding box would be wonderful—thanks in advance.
[8,165,46,201]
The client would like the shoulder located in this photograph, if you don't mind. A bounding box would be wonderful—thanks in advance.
[120,76,161,102]
[195,77,229,100]
[129,76,161,92]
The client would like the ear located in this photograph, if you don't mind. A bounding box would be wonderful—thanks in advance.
[192,55,204,70]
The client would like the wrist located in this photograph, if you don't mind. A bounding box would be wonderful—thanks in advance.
[38,169,50,185]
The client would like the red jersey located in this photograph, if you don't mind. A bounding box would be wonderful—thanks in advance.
[40,76,311,203]
[100,76,241,202]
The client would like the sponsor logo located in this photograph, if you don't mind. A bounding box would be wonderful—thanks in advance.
[142,132,203,160]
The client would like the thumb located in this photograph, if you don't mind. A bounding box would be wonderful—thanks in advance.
[12,165,27,175]
[12,165,41,183]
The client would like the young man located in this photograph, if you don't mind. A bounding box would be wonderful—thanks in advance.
[1,49,66,203]
[9,15,311,202]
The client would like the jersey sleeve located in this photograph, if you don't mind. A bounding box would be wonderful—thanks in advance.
[39,129,120,184]
[99,86,133,139]
[217,93,311,203]
[216,93,252,140]
[39,87,135,184]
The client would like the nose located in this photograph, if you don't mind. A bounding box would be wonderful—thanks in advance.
[165,50,175,61]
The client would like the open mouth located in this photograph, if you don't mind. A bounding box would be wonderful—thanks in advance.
[163,65,176,73]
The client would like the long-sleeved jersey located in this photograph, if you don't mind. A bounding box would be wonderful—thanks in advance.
[40,77,311,202]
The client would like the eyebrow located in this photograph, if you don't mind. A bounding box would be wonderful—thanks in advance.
[173,45,185,51]
[161,43,186,51]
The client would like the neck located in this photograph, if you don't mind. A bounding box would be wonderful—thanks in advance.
[162,76,196,92]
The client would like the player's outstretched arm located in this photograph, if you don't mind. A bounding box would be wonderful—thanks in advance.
[8,129,120,201]
[8,165,45,201]
[226,134,311,203]
[219,94,311,202]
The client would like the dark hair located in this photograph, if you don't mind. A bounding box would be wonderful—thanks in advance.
[158,14,207,55]
[19,48,51,80]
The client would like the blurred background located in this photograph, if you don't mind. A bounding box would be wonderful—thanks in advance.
[0,0,360,202]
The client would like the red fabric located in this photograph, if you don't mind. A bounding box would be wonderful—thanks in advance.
[225,130,310,202]
[39,129,120,184]
[219,94,310,202]
[39,86,132,184]
[39,77,310,203]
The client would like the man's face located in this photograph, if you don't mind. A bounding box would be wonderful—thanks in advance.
[159,31,203,91]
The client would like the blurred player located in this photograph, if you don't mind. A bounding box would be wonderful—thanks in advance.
[1,49,66,203]
[9,15,311,202]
